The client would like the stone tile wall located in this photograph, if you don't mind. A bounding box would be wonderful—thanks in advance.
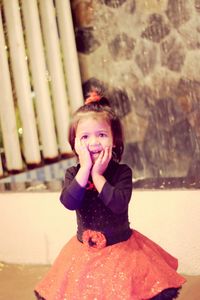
[72,0,200,181]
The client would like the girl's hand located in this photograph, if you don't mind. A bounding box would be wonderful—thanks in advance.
[75,138,92,171]
[91,146,112,177]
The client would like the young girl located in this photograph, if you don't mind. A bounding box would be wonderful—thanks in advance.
[34,91,185,300]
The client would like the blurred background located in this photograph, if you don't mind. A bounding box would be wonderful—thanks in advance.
[0,0,200,188]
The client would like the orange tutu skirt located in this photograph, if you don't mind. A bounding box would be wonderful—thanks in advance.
[34,230,185,300]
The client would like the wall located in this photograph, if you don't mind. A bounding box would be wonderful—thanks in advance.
[71,0,200,180]
[0,190,200,275]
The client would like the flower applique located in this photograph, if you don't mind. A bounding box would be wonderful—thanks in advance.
[82,230,107,249]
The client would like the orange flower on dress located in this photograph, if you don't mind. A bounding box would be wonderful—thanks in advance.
[82,230,107,249]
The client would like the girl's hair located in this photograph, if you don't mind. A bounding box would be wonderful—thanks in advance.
[68,92,124,162]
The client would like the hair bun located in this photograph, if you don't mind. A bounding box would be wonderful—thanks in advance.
[85,91,101,105]
[85,90,110,107]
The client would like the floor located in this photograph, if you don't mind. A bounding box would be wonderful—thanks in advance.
[0,262,200,300]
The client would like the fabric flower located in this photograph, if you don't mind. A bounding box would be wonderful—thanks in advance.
[82,230,107,249]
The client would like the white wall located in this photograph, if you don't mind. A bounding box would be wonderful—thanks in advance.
[0,190,200,275]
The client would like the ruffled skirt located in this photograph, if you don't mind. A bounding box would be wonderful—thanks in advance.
[34,230,185,300]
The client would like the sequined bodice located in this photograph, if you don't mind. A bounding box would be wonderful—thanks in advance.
[76,189,132,245]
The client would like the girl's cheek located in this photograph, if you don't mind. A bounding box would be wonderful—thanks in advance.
[82,140,88,147]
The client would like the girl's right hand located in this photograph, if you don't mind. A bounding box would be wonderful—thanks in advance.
[75,137,92,171]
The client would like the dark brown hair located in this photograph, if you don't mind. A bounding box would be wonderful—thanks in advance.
[68,98,124,162]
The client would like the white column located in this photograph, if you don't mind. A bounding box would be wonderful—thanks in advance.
[38,0,71,153]
[3,0,41,165]
[21,0,59,158]
[55,0,84,112]
[0,11,23,172]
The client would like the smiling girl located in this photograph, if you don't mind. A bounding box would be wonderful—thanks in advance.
[34,91,185,300]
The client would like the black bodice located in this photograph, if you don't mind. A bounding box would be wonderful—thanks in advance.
[76,188,132,246]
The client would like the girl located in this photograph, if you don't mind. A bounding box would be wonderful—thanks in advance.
[34,91,185,300]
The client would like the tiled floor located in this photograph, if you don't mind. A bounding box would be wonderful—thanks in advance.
[0,263,49,300]
[0,262,199,300]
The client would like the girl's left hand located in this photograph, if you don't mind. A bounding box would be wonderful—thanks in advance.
[91,146,112,176]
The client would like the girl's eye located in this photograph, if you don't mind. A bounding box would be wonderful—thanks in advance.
[81,135,88,140]
[99,133,107,138]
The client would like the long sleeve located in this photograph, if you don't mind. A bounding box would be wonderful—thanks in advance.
[98,163,133,214]
[60,166,86,210]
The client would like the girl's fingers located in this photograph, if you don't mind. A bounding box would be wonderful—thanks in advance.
[95,147,111,169]
[99,150,104,159]
[101,146,111,164]
[94,150,103,165]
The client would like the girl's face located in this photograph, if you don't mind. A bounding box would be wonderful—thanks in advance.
[75,116,113,162]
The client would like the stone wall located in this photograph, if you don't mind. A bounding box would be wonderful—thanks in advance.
[71,0,200,181]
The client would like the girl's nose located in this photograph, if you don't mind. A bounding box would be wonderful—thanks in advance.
[89,136,100,146]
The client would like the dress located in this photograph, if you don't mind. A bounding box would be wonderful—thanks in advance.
[34,160,185,300]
